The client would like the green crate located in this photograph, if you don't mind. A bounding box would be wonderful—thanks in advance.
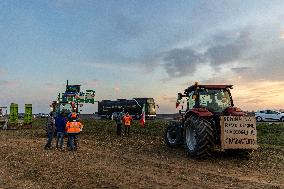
[24,104,32,125]
[9,103,18,124]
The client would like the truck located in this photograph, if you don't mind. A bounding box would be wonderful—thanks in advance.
[98,98,157,119]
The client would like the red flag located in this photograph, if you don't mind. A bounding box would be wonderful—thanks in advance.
[176,100,180,108]
[140,104,145,128]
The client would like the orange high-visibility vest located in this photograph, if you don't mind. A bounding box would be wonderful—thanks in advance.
[66,121,83,133]
[123,116,133,126]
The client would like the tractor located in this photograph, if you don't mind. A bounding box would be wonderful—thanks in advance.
[165,82,256,158]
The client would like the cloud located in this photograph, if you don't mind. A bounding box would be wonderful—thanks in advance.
[82,80,98,88]
[159,28,252,79]
[231,67,252,74]
[245,47,284,81]
[159,95,176,103]
[280,30,284,39]
[159,24,284,84]
[162,47,204,77]
[200,77,230,84]
[113,86,120,93]
[232,80,284,111]
[204,29,251,68]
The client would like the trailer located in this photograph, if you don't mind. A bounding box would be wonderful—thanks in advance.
[98,98,157,119]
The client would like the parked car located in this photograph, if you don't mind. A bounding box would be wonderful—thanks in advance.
[18,113,24,119]
[255,110,284,122]
[37,113,49,118]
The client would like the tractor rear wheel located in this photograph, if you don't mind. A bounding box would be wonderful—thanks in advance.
[184,115,214,158]
[164,123,182,148]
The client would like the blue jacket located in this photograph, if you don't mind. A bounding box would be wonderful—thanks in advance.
[55,115,67,132]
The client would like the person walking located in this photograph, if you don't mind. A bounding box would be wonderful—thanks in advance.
[55,111,67,150]
[44,112,55,149]
[65,113,83,151]
[122,112,133,136]
[113,112,123,136]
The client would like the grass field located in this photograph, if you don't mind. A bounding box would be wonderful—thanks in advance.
[256,123,284,147]
[12,118,284,147]
[14,118,284,148]
[0,118,283,188]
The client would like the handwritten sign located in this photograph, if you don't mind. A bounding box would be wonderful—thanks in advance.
[220,116,258,150]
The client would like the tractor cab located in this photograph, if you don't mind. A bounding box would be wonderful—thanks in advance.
[178,83,243,117]
[51,101,75,116]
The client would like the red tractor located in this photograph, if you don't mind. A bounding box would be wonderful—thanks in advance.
[165,83,255,158]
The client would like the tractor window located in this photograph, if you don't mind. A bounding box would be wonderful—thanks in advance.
[199,89,231,112]
[187,92,196,109]
[58,104,73,113]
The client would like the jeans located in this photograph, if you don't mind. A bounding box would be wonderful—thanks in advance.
[67,133,79,151]
[56,132,65,149]
[117,123,122,136]
[45,131,54,149]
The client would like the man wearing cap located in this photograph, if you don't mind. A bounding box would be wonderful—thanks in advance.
[65,112,83,151]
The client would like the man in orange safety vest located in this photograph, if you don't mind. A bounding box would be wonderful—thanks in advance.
[65,112,83,151]
[122,112,133,136]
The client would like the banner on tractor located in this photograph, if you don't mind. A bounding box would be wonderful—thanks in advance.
[58,89,95,104]
[220,116,258,150]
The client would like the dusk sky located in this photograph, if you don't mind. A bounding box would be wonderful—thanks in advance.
[0,0,284,113]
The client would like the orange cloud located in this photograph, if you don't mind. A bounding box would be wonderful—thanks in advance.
[113,86,120,93]
[280,30,284,39]
[232,81,284,111]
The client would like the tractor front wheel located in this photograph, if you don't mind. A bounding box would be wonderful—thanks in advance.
[164,123,182,148]
[184,115,214,158]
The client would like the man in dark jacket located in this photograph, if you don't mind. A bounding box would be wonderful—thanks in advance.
[113,112,123,136]
[55,111,67,150]
[44,112,55,149]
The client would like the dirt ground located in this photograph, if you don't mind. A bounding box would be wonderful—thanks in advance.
[0,121,283,189]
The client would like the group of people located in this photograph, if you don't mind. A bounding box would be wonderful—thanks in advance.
[113,112,133,136]
[45,111,83,151]
[45,111,135,151]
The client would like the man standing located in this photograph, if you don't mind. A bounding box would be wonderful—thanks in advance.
[55,111,67,150]
[113,112,123,136]
[44,112,55,149]
[122,112,133,136]
[65,113,83,151]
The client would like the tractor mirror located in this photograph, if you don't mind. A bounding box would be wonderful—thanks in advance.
[178,93,183,100]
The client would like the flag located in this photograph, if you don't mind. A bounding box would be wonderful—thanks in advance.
[140,104,145,128]
[176,100,180,108]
